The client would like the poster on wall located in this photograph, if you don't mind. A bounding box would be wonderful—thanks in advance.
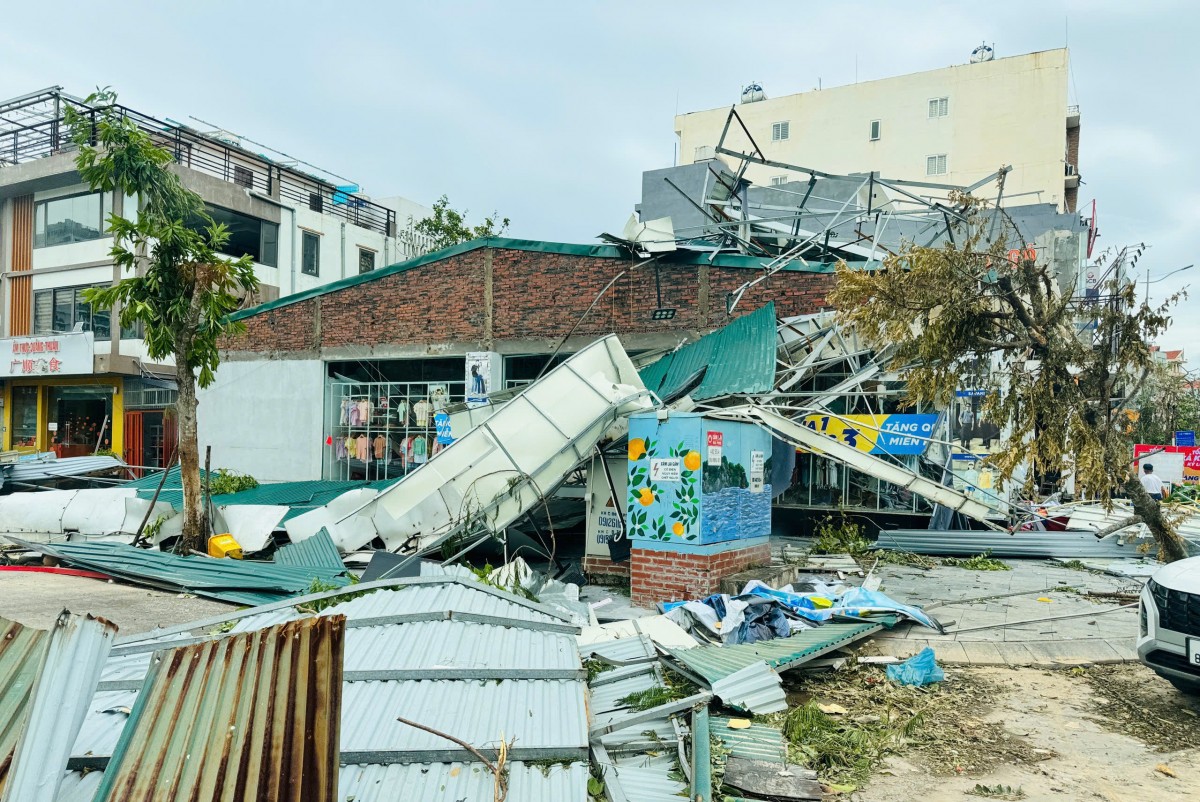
[465,352,500,408]
[800,413,937,455]
[706,431,723,466]
[428,383,449,412]
[749,450,765,494]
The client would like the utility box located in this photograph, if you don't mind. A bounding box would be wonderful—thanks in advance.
[626,412,771,546]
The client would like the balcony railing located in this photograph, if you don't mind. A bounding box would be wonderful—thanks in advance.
[0,93,394,237]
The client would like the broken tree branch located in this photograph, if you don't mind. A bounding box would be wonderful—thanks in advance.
[397,715,509,802]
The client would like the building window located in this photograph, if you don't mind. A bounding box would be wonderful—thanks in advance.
[189,205,279,267]
[32,284,110,338]
[869,120,881,141]
[358,248,376,274]
[770,176,789,187]
[926,154,948,176]
[232,165,254,190]
[302,231,320,276]
[928,97,949,118]
[33,192,112,248]
[771,121,790,141]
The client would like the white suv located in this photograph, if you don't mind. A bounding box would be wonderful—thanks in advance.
[1138,556,1200,693]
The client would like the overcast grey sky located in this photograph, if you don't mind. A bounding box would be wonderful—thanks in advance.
[3,1,1197,351]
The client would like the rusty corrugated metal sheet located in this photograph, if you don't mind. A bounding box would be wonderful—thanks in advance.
[92,615,346,802]
[0,616,49,783]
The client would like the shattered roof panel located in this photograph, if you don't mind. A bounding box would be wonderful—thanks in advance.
[92,615,345,802]
[668,621,882,682]
[639,301,777,401]
[19,540,348,606]
[275,528,345,571]
[343,620,580,673]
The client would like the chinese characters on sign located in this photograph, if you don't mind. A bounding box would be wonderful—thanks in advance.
[0,333,94,378]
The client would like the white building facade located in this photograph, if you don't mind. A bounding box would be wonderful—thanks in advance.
[0,87,430,470]
[675,48,1082,212]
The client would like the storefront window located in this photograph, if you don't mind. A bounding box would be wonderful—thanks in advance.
[48,385,114,457]
[33,192,112,248]
[33,285,111,337]
[10,386,38,449]
[324,358,466,481]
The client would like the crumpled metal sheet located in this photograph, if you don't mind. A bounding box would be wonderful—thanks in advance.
[91,615,346,802]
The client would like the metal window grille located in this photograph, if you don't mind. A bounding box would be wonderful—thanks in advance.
[771,121,790,141]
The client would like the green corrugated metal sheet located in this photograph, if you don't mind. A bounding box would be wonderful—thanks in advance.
[14,540,348,606]
[710,716,786,763]
[639,302,777,401]
[93,615,345,802]
[228,238,854,323]
[0,617,49,783]
[133,476,401,523]
[275,529,345,571]
[667,621,881,683]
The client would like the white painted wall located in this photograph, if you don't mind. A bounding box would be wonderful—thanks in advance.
[197,358,325,482]
[676,49,1071,209]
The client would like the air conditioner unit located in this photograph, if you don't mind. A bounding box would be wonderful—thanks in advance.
[1065,163,1077,177]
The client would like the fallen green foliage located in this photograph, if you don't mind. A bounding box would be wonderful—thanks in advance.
[1060,559,1088,571]
[781,701,900,788]
[967,783,1026,800]
[873,549,939,569]
[209,469,259,496]
[940,551,1011,571]
[616,685,684,711]
[811,515,872,557]
[585,659,614,684]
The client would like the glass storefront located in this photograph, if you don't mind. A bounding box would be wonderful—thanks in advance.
[49,384,114,457]
[10,386,38,449]
[323,358,466,481]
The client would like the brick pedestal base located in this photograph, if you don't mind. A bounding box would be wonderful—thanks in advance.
[582,555,630,581]
[630,540,771,608]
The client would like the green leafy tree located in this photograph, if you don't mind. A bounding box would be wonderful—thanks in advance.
[410,194,510,251]
[831,192,1188,562]
[65,90,258,553]
[1131,362,1200,446]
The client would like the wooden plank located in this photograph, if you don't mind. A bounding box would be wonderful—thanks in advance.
[724,757,822,800]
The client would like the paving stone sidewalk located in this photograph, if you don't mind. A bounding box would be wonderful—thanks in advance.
[863,558,1145,667]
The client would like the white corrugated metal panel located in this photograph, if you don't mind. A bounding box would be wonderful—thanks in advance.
[341,679,587,754]
[710,661,787,715]
[578,634,656,665]
[337,761,588,802]
[605,754,689,802]
[3,612,117,802]
[346,621,579,672]
[69,690,137,758]
[53,770,102,802]
[319,583,565,625]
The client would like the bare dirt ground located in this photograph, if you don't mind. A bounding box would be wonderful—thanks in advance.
[855,663,1200,802]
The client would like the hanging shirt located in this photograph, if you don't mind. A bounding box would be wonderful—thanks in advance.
[373,435,387,459]
[357,399,371,425]
[355,435,369,461]
[340,397,351,424]
[348,404,360,426]
[414,400,432,427]
[345,435,356,455]
[413,435,428,464]
[430,387,448,412]
[394,400,408,426]
[334,438,347,460]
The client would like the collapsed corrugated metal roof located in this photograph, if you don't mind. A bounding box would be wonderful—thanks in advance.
[638,301,777,402]
[667,620,882,684]
[92,615,345,802]
[6,539,348,606]
[275,528,345,571]
[64,576,591,801]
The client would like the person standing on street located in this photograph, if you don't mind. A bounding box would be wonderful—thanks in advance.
[1140,463,1168,501]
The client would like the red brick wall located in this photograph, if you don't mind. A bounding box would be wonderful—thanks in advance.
[629,542,771,608]
[221,247,833,354]
[582,555,630,580]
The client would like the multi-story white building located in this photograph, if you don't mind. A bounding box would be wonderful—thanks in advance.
[0,87,430,470]
[675,47,1082,212]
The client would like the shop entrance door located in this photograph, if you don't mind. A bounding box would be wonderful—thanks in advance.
[49,385,113,457]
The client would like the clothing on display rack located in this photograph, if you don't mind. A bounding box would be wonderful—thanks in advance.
[373,434,387,460]
[340,397,351,425]
[393,399,408,426]
[334,438,347,460]
[355,434,369,461]
[356,399,372,425]
[412,435,428,464]
[413,399,432,427]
